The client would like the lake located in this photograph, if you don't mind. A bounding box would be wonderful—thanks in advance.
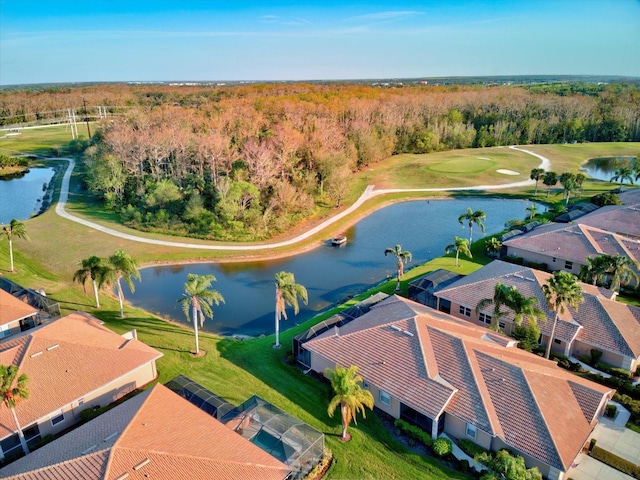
[0,167,56,224]
[127,198,538,337]
[582,156,637,183]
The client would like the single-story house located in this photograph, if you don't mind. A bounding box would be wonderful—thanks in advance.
[299,295,612,480]
[433,260,640,372]
[0,311,163,460]
[0,383,292,480]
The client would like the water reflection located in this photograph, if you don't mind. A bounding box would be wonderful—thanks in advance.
[128,198,538,337]
[583,156,637,182]
[0,167,56,223]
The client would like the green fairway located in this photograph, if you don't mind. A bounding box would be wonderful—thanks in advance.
[0,125,85,157]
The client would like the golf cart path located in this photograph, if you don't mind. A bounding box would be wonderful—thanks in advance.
[55,146,550,250]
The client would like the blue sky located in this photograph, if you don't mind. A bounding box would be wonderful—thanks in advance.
[1,0,639,85]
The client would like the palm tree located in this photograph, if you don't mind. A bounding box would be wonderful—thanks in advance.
[106,250,141,318]
[542,171,557,198]
[1,219,29,273]
[274,271,308,348]
[325,365,374,442]
[530,168,545,196]
[458,207,486,243]
[0,365,30,455]
[73,255,110,308]
[484,237,502,258]
[526,203,538,220]
[579,255,612,286]
[542,271,583,359]
[610,166,634,187]
[178,273,225,355]
[509,289,545,328]
[445,236,472,267]
[605,254,639,292]
[384,244,412,291]
[632,159,640,183]
[476,283,517,331]
[559,173,579,206]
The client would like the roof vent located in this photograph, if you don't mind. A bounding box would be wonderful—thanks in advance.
[402,330,414,337]
[46,344,59,351]
[81,444,97,455]
[134,458,151,471]
[103,432,119,442]
[30,351,43,358]
[114,474,129,480]
[391,325,402,331]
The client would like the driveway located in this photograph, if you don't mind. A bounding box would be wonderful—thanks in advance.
[566,402,639,480]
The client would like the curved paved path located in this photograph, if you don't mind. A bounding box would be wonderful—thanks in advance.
[54,145,550,250]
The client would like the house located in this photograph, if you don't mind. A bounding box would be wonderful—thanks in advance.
[0,311,162,460]
[0,289,40,338]
[502,222,640,276]
[433,260,640,371]
[0,384,292,480]
[298,295,612,480]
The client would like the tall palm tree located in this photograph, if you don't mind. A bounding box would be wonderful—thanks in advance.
[543,171,557,198]
[476,283,517,331]
[1,219,29,273]
[605,254,639,292]
[542,271,583,359]
[610,166,634,187]
[0,365,30,455]
[325,365,374,442]
[106,250,141,318]
[178,273,224,355]
[530,168,545,196]
[632,159,640,183]
[445,236,472,267]
[484,237,502,258]
[579,255,612,286]
[509,289,545,328]
[384,244,412,291]
[274,271,308,348]
[73,255,110,309]
[458,207,486,243]
[559,173,579,206]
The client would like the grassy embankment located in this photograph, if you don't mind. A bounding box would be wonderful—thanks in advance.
[1,125,639,478]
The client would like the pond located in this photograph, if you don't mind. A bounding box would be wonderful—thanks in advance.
[0,167,56,224]
[582,156,637,183]
[127,198,539,337]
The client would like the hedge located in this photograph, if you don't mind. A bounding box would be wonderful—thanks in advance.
[394,418,433,448]
[458,438,490,458]
[590,445,640,479]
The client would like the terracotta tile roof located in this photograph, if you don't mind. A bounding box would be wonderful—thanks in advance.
[0,289,38,326]
[0,312,163,440]
[304,295,612,472]
[1,385,290,480]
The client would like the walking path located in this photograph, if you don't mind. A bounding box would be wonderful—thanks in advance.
[53,146,550,250]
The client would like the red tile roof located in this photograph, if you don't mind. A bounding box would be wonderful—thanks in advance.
[304,295,612,472]
[1,385,291,480]
[0,312,163,439]
[0,289,38,326]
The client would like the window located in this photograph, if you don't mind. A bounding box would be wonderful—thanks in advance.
[552,257,556,263]
[479,313,492,325]
[565,261,573,270]
[380,390,391,406]
[466,423,477,439]
[459,306,471,317]
[498,322,506,330]
[363,381,369,389]
[554,338,562,345]
[50,410,65,426]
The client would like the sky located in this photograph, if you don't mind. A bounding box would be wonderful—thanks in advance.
[1,0,639,85]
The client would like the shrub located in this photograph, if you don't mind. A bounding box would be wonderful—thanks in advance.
[636,365,640,377]
[393,418,433,447]
[590,445,640,479]
[458,438,490,458]
[605,404,617,418]
[589,438,597,452]
[80,406,103,422]
[590,349,603,364]
[432,437,453,457]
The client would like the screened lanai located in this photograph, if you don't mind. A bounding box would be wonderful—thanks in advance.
[165,375,235,419]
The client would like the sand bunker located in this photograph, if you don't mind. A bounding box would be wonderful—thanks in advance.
[496,169,520,175]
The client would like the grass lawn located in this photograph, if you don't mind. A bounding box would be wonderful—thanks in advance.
[0,125,85,157]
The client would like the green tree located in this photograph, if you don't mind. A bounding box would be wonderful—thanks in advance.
[325,365,374,441]
[484,237,502,258]
[542,171,557,198]
[106,250,141,318]
[542,271,583,359]
[476,283,517,331]
[73,255,110,309]
[610,166,634,187]
[0,365,30,455]
[1,219,29,273]
[530,168,545,196]
[605,254,639,292]
[445,236,472,267]
[458,207,486,243]
[384,244,412,291]
[559,172,579,205]
[274,271,308,348]
[178,273,225,355]
[525,203,538,220]
[509,289,545,328]
[579,255,612,286]
[476,449,542,480]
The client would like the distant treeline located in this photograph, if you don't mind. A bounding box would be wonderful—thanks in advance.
[3,82,638,241]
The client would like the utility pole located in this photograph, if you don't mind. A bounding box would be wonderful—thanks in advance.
[82,98,92,139]
[67,109,78,140]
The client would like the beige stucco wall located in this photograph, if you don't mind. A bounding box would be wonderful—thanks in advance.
[490,435,571,480]
[505,247,582,275]
[443,414,492,450]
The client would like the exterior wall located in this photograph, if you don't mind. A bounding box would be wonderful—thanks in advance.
[505,247,582,275]
[21,361,158,440]
[443,414,492,450]
[438,299,516,335]
[571,340,630,370]
[541,334,570,357]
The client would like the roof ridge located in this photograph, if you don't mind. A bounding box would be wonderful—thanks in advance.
[412,317,439,380]
[596,296,638,357]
